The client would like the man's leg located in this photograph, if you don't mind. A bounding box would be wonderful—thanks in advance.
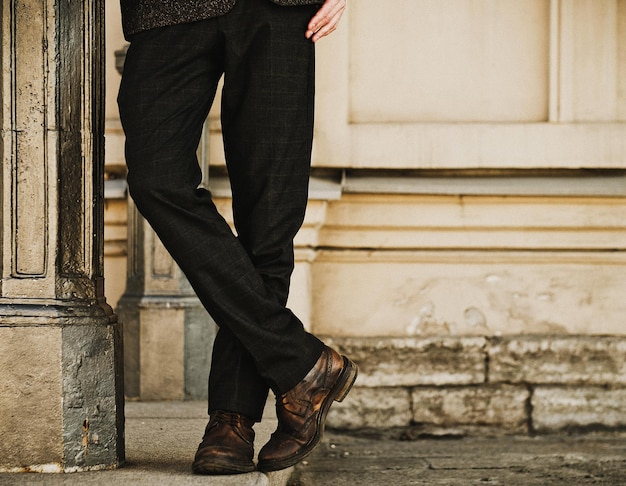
[118,18,325,399]
[207,0,319,425]
[118,3,356,475]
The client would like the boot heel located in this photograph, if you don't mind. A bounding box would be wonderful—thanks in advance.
[334,357,358,403]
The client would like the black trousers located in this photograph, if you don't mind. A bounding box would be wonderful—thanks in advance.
[118,0,325,422]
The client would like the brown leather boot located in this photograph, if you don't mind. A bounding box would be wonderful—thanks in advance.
[257,346,358,472]
[192,410,256,475]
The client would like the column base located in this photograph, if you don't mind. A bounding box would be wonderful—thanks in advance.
[117,294,216,401]
[0,301,124,472]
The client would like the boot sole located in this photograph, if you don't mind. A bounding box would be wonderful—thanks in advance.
[257,355,358,472]
[192,459,256,475]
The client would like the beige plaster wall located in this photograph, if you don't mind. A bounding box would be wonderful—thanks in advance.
[310,192,626,336]
[103,1,626,337]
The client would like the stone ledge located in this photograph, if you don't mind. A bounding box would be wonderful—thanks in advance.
[324,335,626,388]
[532,386,626,433]
[329,384,529,434]
[324,335,626,434]
[489,336,626,385]
[327,387,412,429]
[411,385,529,433]
[325,336,487,387]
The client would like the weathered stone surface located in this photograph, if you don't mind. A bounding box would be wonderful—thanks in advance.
[312,249,626,338]
[325,336,487,387]
[533,386,626,432]
[319,336,626,433]
[411,385,529,432]
[327,387,412,429]
[0,327,63,469]
[139,307,185,400]
[62,323,124,470]
[489,336,626,385]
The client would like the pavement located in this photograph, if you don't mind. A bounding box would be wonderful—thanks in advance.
[291,431,626,485]
[1,401,626,485]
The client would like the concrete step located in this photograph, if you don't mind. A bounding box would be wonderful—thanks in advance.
[0,400,292,486]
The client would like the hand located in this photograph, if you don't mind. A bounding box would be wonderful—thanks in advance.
[305,0,346,42]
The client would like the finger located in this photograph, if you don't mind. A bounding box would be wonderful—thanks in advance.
[306,8,345,41]
[306,0,346,39]
[309,9,343,42]
[308,0,344,32]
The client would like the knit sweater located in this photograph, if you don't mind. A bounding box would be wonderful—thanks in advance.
[120,0,324,39]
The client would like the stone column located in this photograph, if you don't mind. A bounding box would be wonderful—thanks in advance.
[0,0,124,472]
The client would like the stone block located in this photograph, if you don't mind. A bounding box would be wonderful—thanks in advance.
[121,298,215,401]
[325,336,487,387]
[327,387,412,429]
[0,327,63,470]
[140,307,185,400]
[62,323,124,470]
[489,336,626,385]
[411,385,529,433]
[533,386,626,432]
